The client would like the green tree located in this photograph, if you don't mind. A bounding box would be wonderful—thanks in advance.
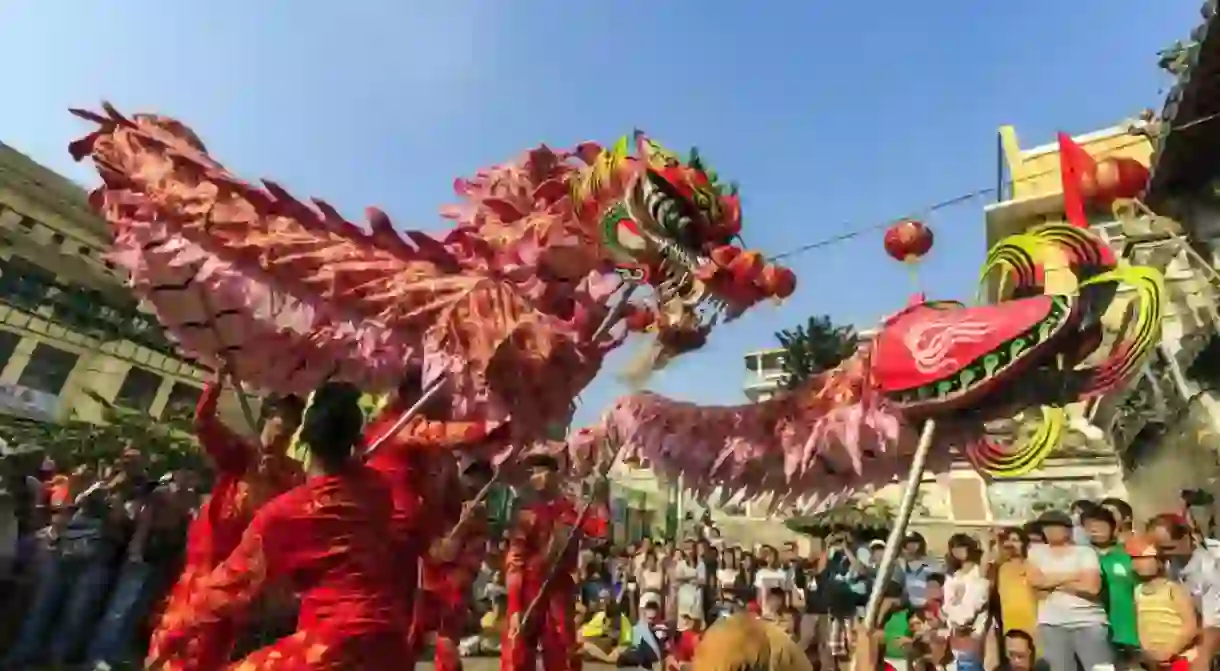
[774,315,860,389]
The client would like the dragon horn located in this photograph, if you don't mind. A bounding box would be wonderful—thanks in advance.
[1074,265,1166,396]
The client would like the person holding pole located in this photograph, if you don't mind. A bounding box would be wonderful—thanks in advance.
[143,369,305,671]
[410,457,495,671]
[363,372,503,660]
[501,448,609,671]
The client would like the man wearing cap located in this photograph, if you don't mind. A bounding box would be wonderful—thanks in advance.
[1026,509,1112,670]
[411,457,495,671]
[502,449,609,671]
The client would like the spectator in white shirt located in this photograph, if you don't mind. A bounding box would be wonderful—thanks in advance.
[1026,510,1112,671]
[943,534,990,671]
[753,545,790,607]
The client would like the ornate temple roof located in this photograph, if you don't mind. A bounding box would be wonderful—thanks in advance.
[1146,0,1220,206]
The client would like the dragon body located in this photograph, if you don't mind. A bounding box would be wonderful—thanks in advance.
[70,104,793,442]
[574,223,1166,508]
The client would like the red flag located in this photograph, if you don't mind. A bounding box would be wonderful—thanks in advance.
[1057,132,1097,229]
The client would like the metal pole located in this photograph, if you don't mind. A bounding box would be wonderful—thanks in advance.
[362,377,447,457]
[860,418,938,630]
[995,130,1005,203]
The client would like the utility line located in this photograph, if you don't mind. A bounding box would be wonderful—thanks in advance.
[768,111,1220,262]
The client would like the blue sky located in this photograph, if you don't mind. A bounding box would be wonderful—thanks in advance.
[0,1,1199,426]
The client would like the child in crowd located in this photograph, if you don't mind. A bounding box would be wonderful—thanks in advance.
[459,594,506,657]
[619,599,670,668]
[668,613,703,671]
[1129,534,1198,669]
[708,585,741,623]
[762,586,787,621]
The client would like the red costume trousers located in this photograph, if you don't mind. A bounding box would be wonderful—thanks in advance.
[500,576,581,671]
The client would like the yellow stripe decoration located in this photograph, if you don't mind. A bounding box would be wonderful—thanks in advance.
[972,405,1066,477]
[1077,264,1165,390]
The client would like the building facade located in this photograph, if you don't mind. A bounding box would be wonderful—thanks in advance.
[0,142,257,433]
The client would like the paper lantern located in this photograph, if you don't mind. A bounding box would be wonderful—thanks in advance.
[883,219,934,264]
[758,265,797,299]
[1091,157,1150,204]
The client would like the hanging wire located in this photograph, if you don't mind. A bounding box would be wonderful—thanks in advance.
[768,111,1220,262]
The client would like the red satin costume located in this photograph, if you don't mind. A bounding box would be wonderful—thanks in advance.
[362,396,491,658]
[147,382,303,671]
[410,467,490,671]
[153,463,409,670]
[500,494,609,671]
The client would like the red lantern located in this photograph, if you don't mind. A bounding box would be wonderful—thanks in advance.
[884,219,934,264]
[757,265,797,300]
[1091,157,1149,204]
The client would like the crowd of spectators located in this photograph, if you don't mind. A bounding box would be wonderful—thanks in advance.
[0,443,200,669]
[533,496,1220,671]
[5,431,1220,671]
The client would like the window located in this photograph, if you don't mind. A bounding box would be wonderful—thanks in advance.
[115,366,163,413]
[17,343,78,395]
[164,382,203,419]
[759,351,786,372]
[0,330,21,374]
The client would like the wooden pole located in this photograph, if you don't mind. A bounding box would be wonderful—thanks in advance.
[860,418,938,630]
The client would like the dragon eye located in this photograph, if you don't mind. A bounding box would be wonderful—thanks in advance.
[692,190,720,221]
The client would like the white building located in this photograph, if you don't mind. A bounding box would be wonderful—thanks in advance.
[743,348,786,402]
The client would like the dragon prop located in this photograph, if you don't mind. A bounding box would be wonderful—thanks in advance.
[573,222,1165,507]
[69,104,794,442]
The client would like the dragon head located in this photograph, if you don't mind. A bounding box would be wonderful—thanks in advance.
[574,131,796,355]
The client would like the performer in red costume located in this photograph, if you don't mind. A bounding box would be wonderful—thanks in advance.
[147,370,305,671]
[411,458,494,671]
[363,372,503,657]
[502,451,610,671]
[151,383,410,670]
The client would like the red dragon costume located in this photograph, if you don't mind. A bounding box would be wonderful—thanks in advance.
[68,105,794,445]
[70,104,787,666]
[501,450,609,671]
[147,380,304,671]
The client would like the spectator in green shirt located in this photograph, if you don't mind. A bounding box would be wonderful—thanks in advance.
[1083,505,1140,659]
[875,579,910,663]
